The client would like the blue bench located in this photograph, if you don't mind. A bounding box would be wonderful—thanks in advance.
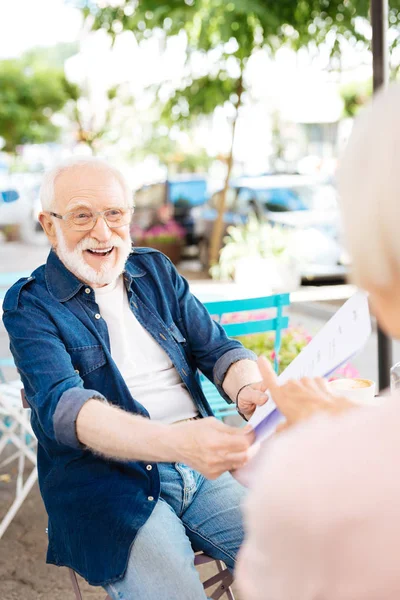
[200,293,290,420]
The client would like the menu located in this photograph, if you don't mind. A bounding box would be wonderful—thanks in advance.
[249,291,372,442]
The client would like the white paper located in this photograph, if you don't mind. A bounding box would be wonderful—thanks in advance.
[249,291,372,442]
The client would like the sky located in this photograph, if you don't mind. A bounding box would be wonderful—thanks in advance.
[0,0,82,59]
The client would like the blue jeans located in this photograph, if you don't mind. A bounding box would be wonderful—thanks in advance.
[104,463,246,600]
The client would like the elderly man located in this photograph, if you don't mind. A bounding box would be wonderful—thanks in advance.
[2,157,268,600]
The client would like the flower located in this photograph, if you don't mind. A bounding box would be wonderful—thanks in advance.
[131,218,186,244]
[329,362,360,381]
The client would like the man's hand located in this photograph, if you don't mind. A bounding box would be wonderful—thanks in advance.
[236,380,269,420]
[173,417,255,479]
[257,356,355,430]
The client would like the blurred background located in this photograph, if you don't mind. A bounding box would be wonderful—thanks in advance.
[1,1,400,598]
[0,0,399,285]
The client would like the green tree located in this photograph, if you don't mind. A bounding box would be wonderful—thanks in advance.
[80,0,400,264]
[136,128,213,174]
[0,58,78,154]
[64,82,136,154]
[22,42,79,69]
[341,80,373,118]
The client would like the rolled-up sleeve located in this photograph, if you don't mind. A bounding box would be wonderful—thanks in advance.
[53,387,107,449]
[213,347,257,402]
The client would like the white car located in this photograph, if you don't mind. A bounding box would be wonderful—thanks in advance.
[195,174,347,282]
[0,175,47,244]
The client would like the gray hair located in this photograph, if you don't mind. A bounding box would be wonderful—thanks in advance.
[40,156,133,211]
[337,83,400,289]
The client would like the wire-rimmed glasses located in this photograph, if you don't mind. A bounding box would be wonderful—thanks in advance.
[46,207,134,232]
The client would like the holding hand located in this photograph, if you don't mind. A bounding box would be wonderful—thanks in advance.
[236,380,269,421]
[173,417,255,479]
[257,356,354,430]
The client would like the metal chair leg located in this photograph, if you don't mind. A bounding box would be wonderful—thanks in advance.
[68,569,83,600]
[195,553,235,599]
[68,568,111,600]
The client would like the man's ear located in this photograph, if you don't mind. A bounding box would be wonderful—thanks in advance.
[38,212,57,246]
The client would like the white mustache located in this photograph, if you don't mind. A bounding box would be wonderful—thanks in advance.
[78,236,128,251]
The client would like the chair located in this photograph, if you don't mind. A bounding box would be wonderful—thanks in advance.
[200,294,290,420]
[66,552,234,599]
[194,552,235,599]
[0,271,31,382]
[0,380,38,540]
[68,568,112,600]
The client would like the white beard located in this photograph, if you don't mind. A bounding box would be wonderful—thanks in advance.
[54,224,132,286]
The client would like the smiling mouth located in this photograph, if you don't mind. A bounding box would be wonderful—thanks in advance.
[86,247,114,257]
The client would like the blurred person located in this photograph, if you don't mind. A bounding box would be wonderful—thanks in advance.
[237,83,400,600]
[2,156,274,600]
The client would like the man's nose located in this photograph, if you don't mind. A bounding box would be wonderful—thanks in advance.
[90,214,113,241]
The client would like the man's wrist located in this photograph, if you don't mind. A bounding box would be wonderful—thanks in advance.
[222,359,262,402]
[235,382,259,421]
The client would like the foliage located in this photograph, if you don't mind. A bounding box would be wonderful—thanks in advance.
[341,80,372,118]
[237,326,312,374]
[80,0,400,261]
[78,0,400,263]
[0,58,78,153]
[78,0,398,127]
[22,42,79,69]
[210,214,293,281]
[0,41,132,156]
[136,132,213,173]
[79,0,400,128]
[231,322,359,378]
[64,82,135,153]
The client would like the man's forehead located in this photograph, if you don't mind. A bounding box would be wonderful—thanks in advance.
[54,166,125,208]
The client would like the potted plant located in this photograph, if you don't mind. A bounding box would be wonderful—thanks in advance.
[210,215,301,293]
[131,205,186,264]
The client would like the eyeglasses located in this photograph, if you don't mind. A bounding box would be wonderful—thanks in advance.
[46,207,134,232]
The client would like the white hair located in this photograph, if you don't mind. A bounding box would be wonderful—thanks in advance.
[337,83,400,288]
[40,156,133,211]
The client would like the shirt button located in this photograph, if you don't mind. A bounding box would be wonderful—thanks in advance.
[95,313,101,320]
[74,369,79,374]
[146,465,152,471]
[85,288,91,294]
[147,496,154,501]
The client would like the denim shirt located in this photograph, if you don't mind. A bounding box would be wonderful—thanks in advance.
[2,248,256,586]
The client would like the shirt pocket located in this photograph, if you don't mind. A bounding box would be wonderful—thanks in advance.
[66,345,107,377]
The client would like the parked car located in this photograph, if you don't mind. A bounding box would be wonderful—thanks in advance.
[194,174,347,282]
[0,171,48,245]
[0,184,46,244]
[133,175,207,249]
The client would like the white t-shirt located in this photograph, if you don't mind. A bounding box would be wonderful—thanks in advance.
[94,276,198,423]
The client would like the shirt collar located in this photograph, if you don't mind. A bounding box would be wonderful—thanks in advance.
[45,248,146,302]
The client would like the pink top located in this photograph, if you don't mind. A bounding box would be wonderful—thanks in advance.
[237,397,400,600]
